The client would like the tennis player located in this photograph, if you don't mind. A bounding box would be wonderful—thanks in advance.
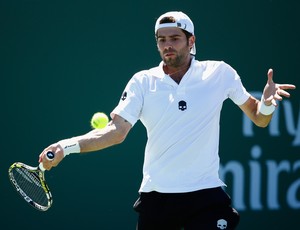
[39,11,296,229]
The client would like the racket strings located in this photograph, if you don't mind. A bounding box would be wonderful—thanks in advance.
[12,167,49,206]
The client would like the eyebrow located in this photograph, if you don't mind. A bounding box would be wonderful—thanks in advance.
[157,34,182,39]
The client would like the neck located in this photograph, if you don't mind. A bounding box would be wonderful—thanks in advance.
[163,57,192,84]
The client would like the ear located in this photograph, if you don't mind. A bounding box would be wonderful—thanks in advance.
[189,35,196,49]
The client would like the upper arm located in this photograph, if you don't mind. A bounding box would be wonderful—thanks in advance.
[109,114,132,142]
[239,95,272,127]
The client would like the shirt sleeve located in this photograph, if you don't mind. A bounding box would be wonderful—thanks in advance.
[223,62,250,105]
[110,73,145,126]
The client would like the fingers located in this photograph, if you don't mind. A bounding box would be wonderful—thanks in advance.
[39,149,54,170]
[272,85,296,104]
[265,68,296,100]
[267,68,273,83]
[276,84,296,100]
[39,144,64,170]
[278,84,296,90]
[267,68,296,90]
[277,89,291,98]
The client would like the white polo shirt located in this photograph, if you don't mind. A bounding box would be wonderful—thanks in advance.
[111,58,250,193]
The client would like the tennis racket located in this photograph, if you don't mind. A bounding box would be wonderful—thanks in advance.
[8,151,55,211]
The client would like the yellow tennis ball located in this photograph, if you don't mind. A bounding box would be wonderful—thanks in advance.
[91,112,109,129]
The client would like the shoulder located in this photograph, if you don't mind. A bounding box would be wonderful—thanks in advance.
[125,65,161,91]
[192,59,238,80]
[131,63,164,82]
[194,59,235,71]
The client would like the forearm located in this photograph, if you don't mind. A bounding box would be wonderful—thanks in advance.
[73,124,126,153]
[39,115,131,170]
[239,96,274,128]
[255,101,274,127]
[57,114,131,156]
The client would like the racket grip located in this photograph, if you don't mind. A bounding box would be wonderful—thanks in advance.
[45,151,55,160]
[39,151,55,171]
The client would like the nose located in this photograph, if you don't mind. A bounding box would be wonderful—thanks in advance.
[162,39,174,50]
[163,43,173,52]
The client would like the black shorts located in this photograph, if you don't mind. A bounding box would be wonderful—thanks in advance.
[133,187,239,230]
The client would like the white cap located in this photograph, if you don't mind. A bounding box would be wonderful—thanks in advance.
[155,11,196,55]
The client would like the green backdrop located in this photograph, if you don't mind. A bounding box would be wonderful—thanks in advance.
[1,0,299,229]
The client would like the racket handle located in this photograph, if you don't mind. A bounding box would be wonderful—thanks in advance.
[39,151,55,171]
[45,151,55,160]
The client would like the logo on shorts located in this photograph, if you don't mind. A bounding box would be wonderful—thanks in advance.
[217,219,227,229]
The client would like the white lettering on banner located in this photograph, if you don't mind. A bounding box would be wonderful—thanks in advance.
[220,146,300,211]
[220,91,300,211]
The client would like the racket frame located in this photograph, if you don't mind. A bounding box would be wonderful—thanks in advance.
[8,162,53,211]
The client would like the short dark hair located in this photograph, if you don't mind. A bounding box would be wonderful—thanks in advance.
[155,16,193,40]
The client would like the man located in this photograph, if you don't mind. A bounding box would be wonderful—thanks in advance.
[39,11,296,229]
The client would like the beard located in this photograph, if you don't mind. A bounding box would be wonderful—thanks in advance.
[161,45,190,68]
[163,54,182,67]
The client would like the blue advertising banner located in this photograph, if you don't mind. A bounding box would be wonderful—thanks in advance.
[1,1,298,229]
